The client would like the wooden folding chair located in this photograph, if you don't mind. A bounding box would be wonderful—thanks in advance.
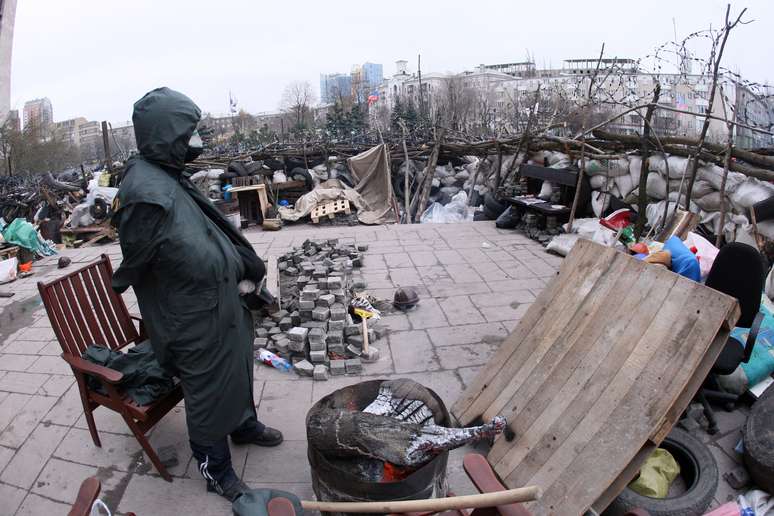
[37,254,183,481]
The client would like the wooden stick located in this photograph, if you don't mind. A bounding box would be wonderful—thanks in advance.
[750,207,764,252]
[300,485,541,513]
[361,318,370,353]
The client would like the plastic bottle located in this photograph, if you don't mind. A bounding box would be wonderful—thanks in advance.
[256,348,291,372]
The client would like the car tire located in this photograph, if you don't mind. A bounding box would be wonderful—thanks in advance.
[744,384,774,494]
[484,193,507,218]
[604,428,717,516]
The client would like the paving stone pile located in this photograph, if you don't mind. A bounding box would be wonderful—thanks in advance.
[253,239,382,380]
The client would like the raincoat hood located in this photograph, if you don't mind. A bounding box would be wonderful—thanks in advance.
[132,87,201,171]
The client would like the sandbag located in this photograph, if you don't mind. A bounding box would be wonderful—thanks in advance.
[665,156,691,179]
[590,175,611,190]
[538,181,554,200]
[546,233,582,256]
[699,165,744,192]
[454,169,470,181]
[615,174,637,197]
[668,178,714,198]
[628,448,680,499]
[646,201,678,228]
[585,158,629,177]
[647,154,666,176]
[628,156,643,179]
[757,221,774,240]
[694,191,725,212]
[441,176,458,187]
[646,173,668,200]
[730,179,774,210]
[591,191,611,217]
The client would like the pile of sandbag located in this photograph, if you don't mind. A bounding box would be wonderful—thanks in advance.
[535,150,774,243]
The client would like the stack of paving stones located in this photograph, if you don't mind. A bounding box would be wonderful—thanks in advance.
[253,239,381,381]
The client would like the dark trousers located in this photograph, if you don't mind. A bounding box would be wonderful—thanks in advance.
[190,416,265,489]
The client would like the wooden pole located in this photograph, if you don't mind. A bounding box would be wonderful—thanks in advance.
[493,142,503,193]
[400,122,412,223]
[685,5,747,207]
[568,43,605,233]
[635,84,661,239]
[101,121,113,172]
[410,129,445,220]
[300,485,541,513]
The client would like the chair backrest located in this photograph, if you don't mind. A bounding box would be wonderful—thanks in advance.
[37,254,139,357]
[705,242,764,328]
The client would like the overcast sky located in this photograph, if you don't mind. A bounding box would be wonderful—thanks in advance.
[10,0,773,126]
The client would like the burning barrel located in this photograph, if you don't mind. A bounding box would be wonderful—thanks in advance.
[306,380,450,515]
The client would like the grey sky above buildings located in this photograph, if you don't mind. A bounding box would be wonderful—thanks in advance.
[10,0,773,126]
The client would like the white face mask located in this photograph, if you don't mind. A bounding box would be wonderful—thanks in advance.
[185,130,203,162]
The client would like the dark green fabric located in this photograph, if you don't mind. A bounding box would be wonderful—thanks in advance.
[112,87,261,445]
[232,489,303,516]
[83,341,175,406]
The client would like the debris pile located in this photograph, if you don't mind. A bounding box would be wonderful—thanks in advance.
[253,239,384,379]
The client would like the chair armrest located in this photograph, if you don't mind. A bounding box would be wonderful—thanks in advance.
[62,354,123,384]
[267,498,297,516]
[67,477,101,516]
[462,453,532,516]
[130,313,148,340]
[742,311,764,364]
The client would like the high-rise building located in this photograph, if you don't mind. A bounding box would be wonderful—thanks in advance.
[319,73,352,104]
[361,62,383,90]
[52,117,87,146]
[5,109,18,131]
[0,0,18,124]
[23,97,53,137]
[78,120,103,160]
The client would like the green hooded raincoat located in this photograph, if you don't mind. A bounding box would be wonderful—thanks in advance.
[112,87,258,445]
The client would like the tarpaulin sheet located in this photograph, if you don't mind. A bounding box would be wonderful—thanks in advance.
[278,145,398,225]
[347,144,398,225]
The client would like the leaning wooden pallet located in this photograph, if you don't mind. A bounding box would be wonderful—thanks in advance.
[452,239,740,515]
[311,199,352,223]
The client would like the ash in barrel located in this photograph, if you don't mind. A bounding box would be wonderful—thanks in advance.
[307,379,505,480]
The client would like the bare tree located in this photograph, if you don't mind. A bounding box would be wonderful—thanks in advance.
[281,81,317,132]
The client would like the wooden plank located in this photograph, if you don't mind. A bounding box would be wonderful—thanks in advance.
[504,277,701,492]
[591,327,733,512]
[487,259,674,468]
[451,240,739,515]
[453,240,614,424]
[266,256,280,311]
[483,251,633,440]
[549,283,735,513]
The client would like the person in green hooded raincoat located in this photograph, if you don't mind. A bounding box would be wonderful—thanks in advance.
[112,87,283,501]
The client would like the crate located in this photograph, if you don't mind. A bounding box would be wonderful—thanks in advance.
[311,200,351,223]
[0,246,19,261]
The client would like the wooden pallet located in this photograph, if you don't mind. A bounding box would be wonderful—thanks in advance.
[452,239,740,515]
[311,199,351,223]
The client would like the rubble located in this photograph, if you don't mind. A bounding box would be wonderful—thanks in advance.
[253,238,385,379]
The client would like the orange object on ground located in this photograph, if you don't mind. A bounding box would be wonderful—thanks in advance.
[630,242,649,255]
[18,262,32,273]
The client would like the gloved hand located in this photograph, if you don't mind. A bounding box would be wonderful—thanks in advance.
[232,488,303,516]
[238,279,257,296]
[236,245,266,284]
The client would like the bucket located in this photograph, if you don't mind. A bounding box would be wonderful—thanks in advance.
[306,380,449,516]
